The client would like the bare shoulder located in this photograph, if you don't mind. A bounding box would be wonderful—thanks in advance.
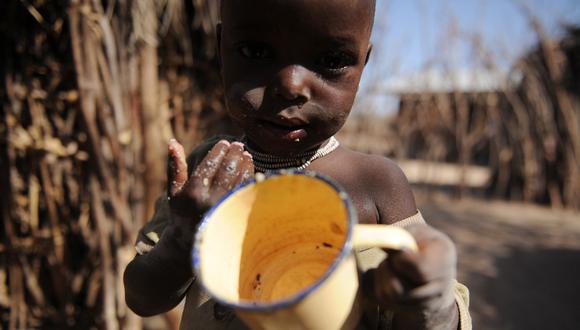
[329,147,417,225]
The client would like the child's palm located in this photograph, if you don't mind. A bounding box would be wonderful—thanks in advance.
[167,139,254,229]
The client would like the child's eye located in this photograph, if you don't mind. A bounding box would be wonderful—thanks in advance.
[238,44,273,60]
[316,51,356,72]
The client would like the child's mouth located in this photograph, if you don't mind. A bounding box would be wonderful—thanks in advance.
[257,119,308,141]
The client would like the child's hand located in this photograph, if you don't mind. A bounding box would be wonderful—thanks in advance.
[364,224,458,325]
[166,139,254,232]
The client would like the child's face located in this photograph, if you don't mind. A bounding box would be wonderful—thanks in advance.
[219,0,374,155]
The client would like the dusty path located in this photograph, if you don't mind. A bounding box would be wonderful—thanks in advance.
[417,194,580,330]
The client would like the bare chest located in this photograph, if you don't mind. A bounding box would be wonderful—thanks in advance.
[334,179,378,225]
[307,167,378,225]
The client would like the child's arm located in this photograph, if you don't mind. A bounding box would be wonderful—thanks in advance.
[124,139,253,316]
[363,157,460,330]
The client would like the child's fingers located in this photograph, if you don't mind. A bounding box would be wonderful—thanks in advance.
[388,225,456,285]
[185,140,231,199]
[363,259,453,312]
[173,140,230,214]
[167,139,188,197]
[393,278,456,314]
[211,142,245,195]
[390,246,455,286]
[362,261,405,309]
[397,279,452,306]
[238,151,255,183]
[168,140,231,222]
[388,251,429,285]
[192,140,231,176]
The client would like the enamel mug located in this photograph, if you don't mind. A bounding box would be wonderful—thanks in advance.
[193,171,417,330]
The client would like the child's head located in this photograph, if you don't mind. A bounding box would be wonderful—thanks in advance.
[218,0,376,155]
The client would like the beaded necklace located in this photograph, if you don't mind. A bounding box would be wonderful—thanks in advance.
[243,136,340,173]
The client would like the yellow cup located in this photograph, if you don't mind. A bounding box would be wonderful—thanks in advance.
[193,171,417,330]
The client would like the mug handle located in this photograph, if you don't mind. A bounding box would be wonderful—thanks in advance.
[352,225,418,252]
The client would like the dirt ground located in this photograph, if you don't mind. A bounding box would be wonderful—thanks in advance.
[416,192,580,330]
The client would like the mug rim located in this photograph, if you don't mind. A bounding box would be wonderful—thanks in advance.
[192,169,358,312]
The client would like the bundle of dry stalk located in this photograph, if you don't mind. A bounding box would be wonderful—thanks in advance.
[497,26,580,208]
[394,26,580,209]
[1,0,225,328]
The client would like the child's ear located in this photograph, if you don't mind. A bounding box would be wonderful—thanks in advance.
[364,43,373,66]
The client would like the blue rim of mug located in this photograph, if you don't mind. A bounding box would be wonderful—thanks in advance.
[192,169,358,312]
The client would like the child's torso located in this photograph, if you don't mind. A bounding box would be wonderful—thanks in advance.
[307,147,381,225]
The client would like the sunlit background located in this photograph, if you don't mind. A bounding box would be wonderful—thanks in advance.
[358,0,580,115]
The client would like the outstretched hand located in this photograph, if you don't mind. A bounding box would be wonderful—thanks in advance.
[166,138,254,233]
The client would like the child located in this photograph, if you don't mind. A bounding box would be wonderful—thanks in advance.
[124,0,471,329]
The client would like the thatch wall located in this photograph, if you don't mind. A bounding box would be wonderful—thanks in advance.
[0,0,226,328]
[394,27,580,208]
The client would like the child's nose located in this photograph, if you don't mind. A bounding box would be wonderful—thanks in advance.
[271,65,312,103]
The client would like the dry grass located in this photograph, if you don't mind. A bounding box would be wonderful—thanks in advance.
[1,1,224,328]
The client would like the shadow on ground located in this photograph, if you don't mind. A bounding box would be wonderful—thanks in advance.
[418,196,580,330]
[474,247,580,330]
